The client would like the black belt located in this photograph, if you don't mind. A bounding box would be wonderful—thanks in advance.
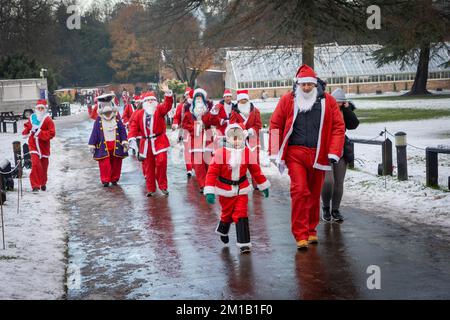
[218,175,247,186]
[146,133,162,140]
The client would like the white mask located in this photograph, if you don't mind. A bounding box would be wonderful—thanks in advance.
[99,103,116,121]
[143,100,158,115]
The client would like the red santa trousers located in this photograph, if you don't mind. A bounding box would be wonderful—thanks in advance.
[30,154,49,189]
[183,139,193,173]
[285,146,325,241]
[98,141,123,184]
[219,194,248,224]
[192,151,211,188]
[143,148,168,193]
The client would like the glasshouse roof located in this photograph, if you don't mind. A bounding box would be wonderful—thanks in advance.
[226,43,450,82]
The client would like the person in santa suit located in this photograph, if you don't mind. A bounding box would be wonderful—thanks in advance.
[209,89,235,150]
[204,123,270,254]
[229,89,263,189]
[22,99,56,192]
[89,94,129,187]
[269,64,345,250]
[180,88,217,193]
[128,85,174,197]
[89,96,99,120]
[172,87,194,177]
[122,93,137,129]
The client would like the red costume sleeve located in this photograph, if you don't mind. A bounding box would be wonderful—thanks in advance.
[327,94,346,160]
[22,120,32,135]
[268,94,289,157]
[36,118,56,141]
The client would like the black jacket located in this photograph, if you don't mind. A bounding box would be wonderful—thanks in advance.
[342,102,359,130]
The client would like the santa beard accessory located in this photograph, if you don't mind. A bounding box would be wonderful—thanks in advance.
[238,101,251,117]
[295,85,318,113]
[34,107,47,121]
[143,100,158,115]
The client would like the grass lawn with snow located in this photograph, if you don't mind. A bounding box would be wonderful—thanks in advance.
[352,93,450,101]
[260,108,450,126]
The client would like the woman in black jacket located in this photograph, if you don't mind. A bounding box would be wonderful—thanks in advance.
[321,88,359,222]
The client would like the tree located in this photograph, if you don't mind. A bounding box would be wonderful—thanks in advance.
[372,0,450,95]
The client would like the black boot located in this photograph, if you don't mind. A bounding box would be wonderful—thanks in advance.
[236,217,251,254]
[41,185,47,191]
[216,221,231,244]
[322,206,331,222]
[331,209,344,223]
[103,182,110,187]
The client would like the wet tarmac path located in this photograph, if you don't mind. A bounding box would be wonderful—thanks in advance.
[61,115,450,299]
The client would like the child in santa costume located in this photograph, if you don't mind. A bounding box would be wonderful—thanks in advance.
[229,89,263,189]
[88,93,129,187]
[172,87,194,177]
[22,99,56,192]
[128,86,173,197]
[269,64,345,250]
[180,88,217,193]
[205,123,270,254]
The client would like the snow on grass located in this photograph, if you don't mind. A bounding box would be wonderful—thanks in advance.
[0,118,68,299]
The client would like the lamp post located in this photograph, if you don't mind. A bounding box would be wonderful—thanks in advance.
[395,132,408,181]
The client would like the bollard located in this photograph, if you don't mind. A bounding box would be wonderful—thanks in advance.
[448,176,450,191]
[395,132,408,181]
[382,138,393,176]
[425,148,438,187]
[13,121,17,134]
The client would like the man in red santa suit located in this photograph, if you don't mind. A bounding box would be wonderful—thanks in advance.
[22,99,56,192]
[209,89,235,151]
[180,88,216,193]
[128,85,173,197]
[229,89,262,189]
[269,64,345,250]
[172,87,194,177]
[122,94,138,129]
[204,123,270,254]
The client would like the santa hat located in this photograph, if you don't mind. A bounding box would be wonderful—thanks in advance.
[225,123,248,138]
[223,89,232,98]
[36,99,47,108]
[184,87,192,97]
[295,64,317,84]
[141,91,157,102]
[193,88,207,100]
[236,90,249,102]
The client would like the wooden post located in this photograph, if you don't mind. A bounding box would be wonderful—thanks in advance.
[2,122,6,133]
[12,141,22,179]
[395,132,408,181]
[13,121,17,134]
[426,148,438,187]
[382,138,393,176]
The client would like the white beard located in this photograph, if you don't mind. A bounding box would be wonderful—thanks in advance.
[193,103,206,119]
[296,86,317,113]
[228,147,243,170]
[143,101,158,115]
[239,102,251,117]
[35,110,46,121]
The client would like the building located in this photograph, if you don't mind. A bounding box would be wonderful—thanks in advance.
[225,43,450,99]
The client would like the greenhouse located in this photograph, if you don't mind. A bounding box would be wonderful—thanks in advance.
[224,43,450,95]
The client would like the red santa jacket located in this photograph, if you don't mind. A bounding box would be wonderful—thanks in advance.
[181,101,217,153]
[128,94,173,158]
[172,102,184,127]
[122,103,135,126]
[229,104,262,151]
[204,147,270,197]
[269,91,345,173]
[211,100,234,135]
[90,104,98,120]
[22,115,56,158]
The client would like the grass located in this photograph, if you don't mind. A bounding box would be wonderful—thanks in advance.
[352,93,450,101]
[261,108,450,126]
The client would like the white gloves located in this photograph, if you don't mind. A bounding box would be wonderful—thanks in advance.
[31,124,39,133]
[128,139,137,151]
[122,141,129,153]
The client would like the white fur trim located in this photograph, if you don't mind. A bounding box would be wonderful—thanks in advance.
[313,163,331,171]
[193,88,207,99]
[328,154,340,162]
[206,185,253,197]
[203,186,215,195]
[164,90,173,97]
[237,93,249,101]
[296,77,317,84]
[257,179,270,190]
[247,128,255,137]
[236,242,252,248]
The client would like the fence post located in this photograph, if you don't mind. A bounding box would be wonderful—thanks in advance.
[382,138,393,176]
[12,141,22,179]
[348,141,355,169]
[2,122,6,133]
[425,148,438,187]
[395,132,408,181]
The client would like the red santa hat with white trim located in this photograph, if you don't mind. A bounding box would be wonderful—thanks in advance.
[236,89,249,102]
[141,91,157,102]
[223,89,232,98]
[36,99,48,109]
[295,64,317,84]
[184,87,192,97]
[225,122,248,138]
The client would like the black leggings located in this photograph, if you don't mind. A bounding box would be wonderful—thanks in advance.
[321,158,347,210]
